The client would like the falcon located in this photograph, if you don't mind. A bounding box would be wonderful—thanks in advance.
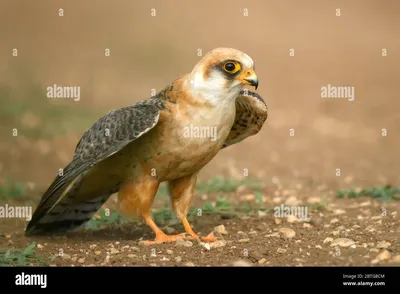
[25,47,268,245]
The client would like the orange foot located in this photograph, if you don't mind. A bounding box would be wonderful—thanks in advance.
[186,232,217,243]
[181,218,218,243]
[141,232,186,246]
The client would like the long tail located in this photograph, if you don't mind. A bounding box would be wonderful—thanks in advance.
[25,173,118,236]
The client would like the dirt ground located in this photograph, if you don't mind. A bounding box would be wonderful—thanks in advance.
[0,0,399,267]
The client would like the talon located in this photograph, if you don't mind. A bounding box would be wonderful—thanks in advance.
[142,232,186,246]
[200,232,217,243]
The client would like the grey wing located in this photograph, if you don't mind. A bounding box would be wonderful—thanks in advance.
[26,98,165,232]
[221,90,268,149]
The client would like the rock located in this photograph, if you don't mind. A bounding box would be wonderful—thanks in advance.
[249,250,264,261]
[37,244,44,249]
[175,256,182,262]
[184,262,195,267]
[287,216,300,223]
[94,251,101,255]
[330,238,355,247]
[110,248,120,254]
[166,249,173,255]
[248,230,258,236]
[272,197,282,204]
[359,201,371,207]
[149,263,158,267]
[78,258,85,264]
[258,210,267,217]
[390,255,400,264]
[307,197,321,204]
[376,241,391,249]
[127,254,136,258]
[285,196,301,206]
[365,226,376,233]
[241,193,255,201]
[371,250,391,264]
[175,239,193,247]
[330,218,339,224]
[131,246,140,252]
[303,223,312,228]
[210,240,227,249]
[277,248,287,254]
[333,209,346,215]
[369,248,379,253]
[213,231,224,239]
[5,234,11,239]
[266,232,280,238]
[258,258,267,264]
[238,239,250,243]
[332,231,340,237]
[61,254,71,260]
[274,218,282,225]
[237,231,248,238]
[231,260,252,267]
[201,243,211,250]
[101,255,110,265]
[214,225,228,235]
[279,227,296,239]
[315,245,322,249]
[352,225,361,229]
[71,257,77,262]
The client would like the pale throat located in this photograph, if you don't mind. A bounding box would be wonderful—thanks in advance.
[187,69,242,107]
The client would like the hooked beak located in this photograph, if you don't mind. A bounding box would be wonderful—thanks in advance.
[237,68,258,90]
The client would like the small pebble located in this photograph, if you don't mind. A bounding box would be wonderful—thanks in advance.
[377,241,391,249]
[231,260,252,267]
[184,262,195,267]
[330,238,355,247]
[258,258,267,264]
[279,227,296,239]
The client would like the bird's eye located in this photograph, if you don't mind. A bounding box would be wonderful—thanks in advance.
[223,61,241,74]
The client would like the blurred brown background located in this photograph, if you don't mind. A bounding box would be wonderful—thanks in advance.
[1,0,399,196]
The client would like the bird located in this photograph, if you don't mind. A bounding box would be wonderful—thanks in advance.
[25,47,268,245]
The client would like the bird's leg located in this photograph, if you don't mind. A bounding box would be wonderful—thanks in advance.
[168,173,217,243]
[118,177,185,246]
[141,213,186,246]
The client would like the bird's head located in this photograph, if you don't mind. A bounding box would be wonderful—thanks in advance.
[188,48,258,104]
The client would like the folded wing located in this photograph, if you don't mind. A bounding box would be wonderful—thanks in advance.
[222,90,268,149]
